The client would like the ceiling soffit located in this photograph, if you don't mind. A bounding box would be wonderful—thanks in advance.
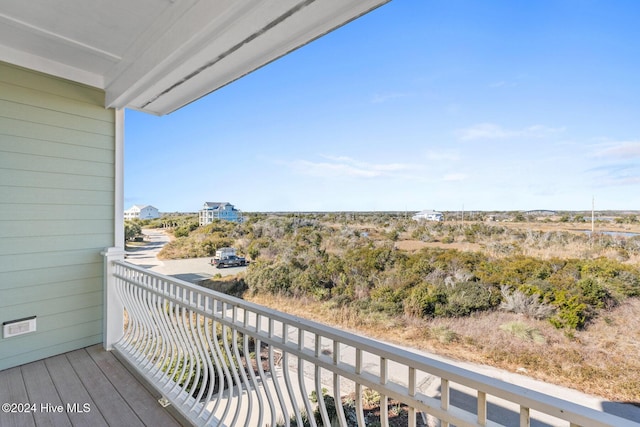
[0,0,389,115]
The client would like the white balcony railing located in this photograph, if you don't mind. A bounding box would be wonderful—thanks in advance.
[104,255,639,427]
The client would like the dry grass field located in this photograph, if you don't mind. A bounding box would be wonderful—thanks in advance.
[392,219,640,265]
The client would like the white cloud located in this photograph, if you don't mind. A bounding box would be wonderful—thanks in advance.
[456,123,565,141]
[587,162,640,188]
[586,141,640,187]
[592,141,640,158]
[290,155,420,179]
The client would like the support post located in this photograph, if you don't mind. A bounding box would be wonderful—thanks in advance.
[103,247,126,350]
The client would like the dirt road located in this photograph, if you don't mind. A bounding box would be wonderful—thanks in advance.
[125,228,246,283]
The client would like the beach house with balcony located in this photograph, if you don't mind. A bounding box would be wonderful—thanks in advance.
[1,1,638,426]
[199,202,242,225]
[124,204,160,220]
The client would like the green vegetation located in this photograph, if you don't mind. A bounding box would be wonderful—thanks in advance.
[245,241,638,330]
[155,213,640,331]
[124,220,142,242]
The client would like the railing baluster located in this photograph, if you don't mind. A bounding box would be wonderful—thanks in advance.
[266,318,289,425]
[520,406,530,427]
[229,306,253,426]
[441,378,450,427]
[256,312,276,425]
[209,317,231,423]
[243,309,263,426]
[194,297,215,419]
[478,390,487,426]
[185,292,201,402]
[154,279,178,387]
[297,329,316,427]
[282,322,302,427]
[314,333,330,426]
[203,316,225,424]
[144,277,162,373]
[355,348,365,426]
[381,357,389,427]
[219,307,242,426]
[175,303,192,400]
[333,340,349,427]
[408,366,416,427]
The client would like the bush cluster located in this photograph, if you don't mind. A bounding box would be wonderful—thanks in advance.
[154,213,640,330]
[243,216,640,329]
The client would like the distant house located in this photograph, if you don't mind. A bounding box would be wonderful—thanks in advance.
[199,202,242,225]
[124,205,160,220]
[412,210,444,222]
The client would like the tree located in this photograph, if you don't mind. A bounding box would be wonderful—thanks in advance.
[125,221,142,242]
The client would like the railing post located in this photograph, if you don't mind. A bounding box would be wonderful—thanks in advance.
[102,247,126,350]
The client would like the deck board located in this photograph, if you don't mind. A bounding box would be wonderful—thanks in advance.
[0,345,181,427]
[85,345,181,427]
[44,353,108,427]
[21,360,71,427]
[0,367,35,427]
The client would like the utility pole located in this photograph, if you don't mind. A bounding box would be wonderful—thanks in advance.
[592,196,595,234]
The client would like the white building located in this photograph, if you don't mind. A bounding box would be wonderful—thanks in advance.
[199,202,242,225]
[412,210,444,222]
[124,205,160,220]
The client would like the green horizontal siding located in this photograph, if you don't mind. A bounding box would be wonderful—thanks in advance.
[0,116,113,150]
[0,149,114,177]
[0,277,102,307]
[0,186,113,205]
[0,219,112,238]
[0,204,113,221]
[1,133,113,163]
[0,64,106,106]
[0,99,114,136]
[0,235,113,256]
[0,80,112,122]
[0,61,115,371]
[0,263,103,291]
[0,250,103,274]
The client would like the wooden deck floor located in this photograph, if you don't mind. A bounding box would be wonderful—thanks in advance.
[0,344,182,427]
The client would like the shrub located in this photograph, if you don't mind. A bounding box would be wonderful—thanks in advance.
[174,226,190,238]
[608,270,640,298]
[404,283,445,318]
[434,282,500,317]
[245,261,293,296]
[370,285,406,315]
[500,286,555,319]
[549,291,589,329]
[362,388,381,407]
[577,278,614,309]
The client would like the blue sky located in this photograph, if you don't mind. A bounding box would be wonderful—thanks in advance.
[125,0,640,213]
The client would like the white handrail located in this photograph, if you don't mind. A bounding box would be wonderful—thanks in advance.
[108,260,639,427]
